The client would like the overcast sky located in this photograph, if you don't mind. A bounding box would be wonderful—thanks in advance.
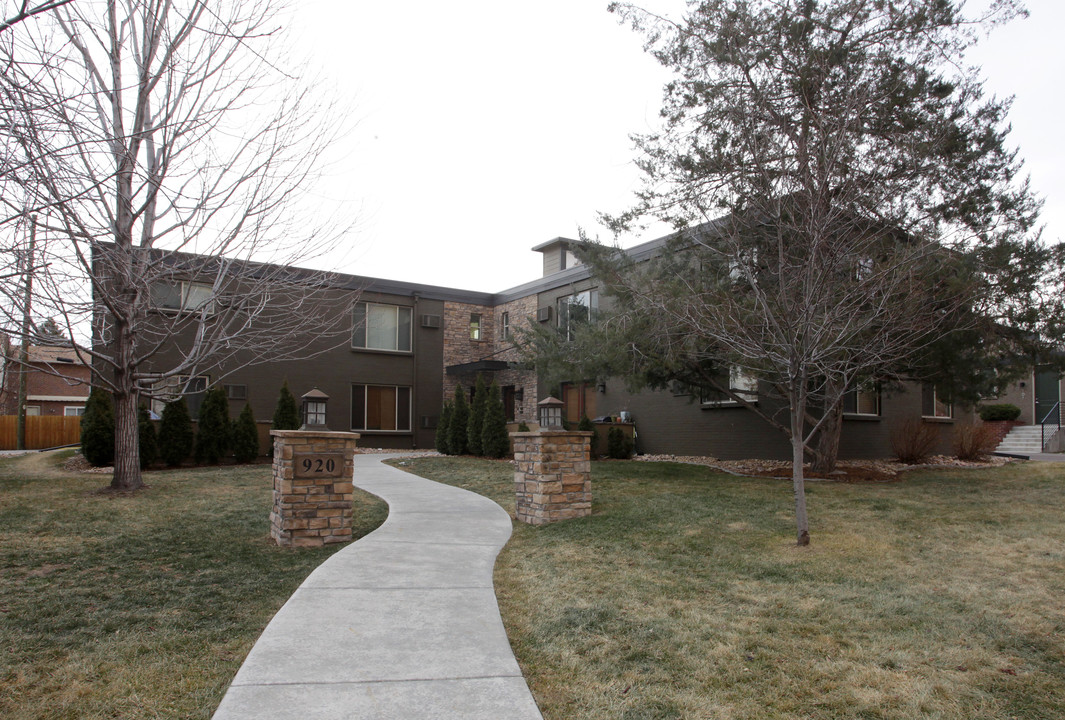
[294,0,1064,293]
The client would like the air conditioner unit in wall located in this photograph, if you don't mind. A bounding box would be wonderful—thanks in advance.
[537,307,552,323]
[420,314,442,328]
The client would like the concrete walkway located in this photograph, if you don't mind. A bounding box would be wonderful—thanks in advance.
[213,454,542,720]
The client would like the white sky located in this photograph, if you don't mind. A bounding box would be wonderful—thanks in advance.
[294,0,1064,293]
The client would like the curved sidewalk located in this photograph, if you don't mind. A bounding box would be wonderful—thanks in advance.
[213,454,542,720]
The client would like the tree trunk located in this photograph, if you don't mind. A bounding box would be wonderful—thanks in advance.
[811,398,843,474]
[111,387,142,490]
[791,402,810,546]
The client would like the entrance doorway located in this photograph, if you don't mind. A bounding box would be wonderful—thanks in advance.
[1035,367,1060,424]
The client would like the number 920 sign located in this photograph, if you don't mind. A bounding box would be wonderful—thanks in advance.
[294,453,345,478]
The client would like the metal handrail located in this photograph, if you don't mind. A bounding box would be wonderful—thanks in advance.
[1040,401,1062,452]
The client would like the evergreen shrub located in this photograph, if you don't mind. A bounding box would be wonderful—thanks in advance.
[195,386,231,464]
[272,380,300,430]
[233,404,261,463]
[467,375,487,456]
[978,403,1022,422]
[435,400,453,454]
[158,397,194,467]
[481,380,510,458]
[138,404,157,470]
[80,387,115,467]
[449,385,469,455]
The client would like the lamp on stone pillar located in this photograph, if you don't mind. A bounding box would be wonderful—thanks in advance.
[538,396,564,430]
[300,387,329,430]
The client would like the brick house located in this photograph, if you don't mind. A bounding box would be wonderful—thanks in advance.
[0,340,91,417]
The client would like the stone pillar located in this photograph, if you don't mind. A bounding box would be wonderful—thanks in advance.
[270,429,360,547]
[511,430,593,525]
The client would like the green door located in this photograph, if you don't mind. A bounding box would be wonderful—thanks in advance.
[1035,368,1060,423]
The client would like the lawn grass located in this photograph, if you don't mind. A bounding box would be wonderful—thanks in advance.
[0,450,387,720]
[395,456,1065,719]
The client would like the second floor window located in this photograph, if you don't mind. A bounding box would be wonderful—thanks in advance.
[150,281,214,313]
[470,313,482,341]
[501,311,510,340]
[558,289,598,341]
[353,302,412,352]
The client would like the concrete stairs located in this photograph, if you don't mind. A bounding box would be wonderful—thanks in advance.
[994,425,1046,457]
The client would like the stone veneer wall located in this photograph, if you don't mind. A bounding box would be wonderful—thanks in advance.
[512,430,593,525]
[269,429,359,547]
[442,295,540,423]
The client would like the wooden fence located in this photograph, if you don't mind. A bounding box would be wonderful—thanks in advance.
[0,415,81,450]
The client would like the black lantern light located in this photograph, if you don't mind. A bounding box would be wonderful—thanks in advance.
[300,387,329,430]
[538,396,564,430]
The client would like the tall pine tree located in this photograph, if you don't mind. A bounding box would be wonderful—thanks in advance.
[448,385,469,456]
[467,374,488,456]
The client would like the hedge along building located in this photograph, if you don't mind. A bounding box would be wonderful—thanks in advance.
[98,234,1063,459]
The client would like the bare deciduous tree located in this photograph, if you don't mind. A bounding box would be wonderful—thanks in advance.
[0,0,356,490]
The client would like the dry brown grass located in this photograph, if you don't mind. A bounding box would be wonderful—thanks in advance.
[0,450,387,719]
[398,456,1065,720]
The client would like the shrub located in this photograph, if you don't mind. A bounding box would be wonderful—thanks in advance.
[467,374,487,456]
[517,421,531,432]
[158,397,194,467]
[954,423,997,461]
[448,385,469,456]
[138,404,157,470]
[272,380,300,430]
[890,418,940,464]
[233,403,260,464]
[195,386,231,464]
[978,403,1021,422]
[607,426,634,459]
[577,414,597,450]
[481,380,510,458]
[435,401,453,454]
[80,387,115,467]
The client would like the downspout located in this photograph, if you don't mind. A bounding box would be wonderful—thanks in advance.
[411,293,419,449]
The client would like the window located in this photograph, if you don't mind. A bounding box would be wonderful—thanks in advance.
[353,302,412,352]
[150,281,214,313]
[563,248,582,270]
[150,375,208,419]
[702,367,758,407]
[224,384,247,400]
[922,384,953,419]
[25,405,40,416]
[64,406,85,416]
[557,289,598,341]
[351,385,411,432]
[470,313,482,341]
[501,312,510,340]
[843,384,880,416]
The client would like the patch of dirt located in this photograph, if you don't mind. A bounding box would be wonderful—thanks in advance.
[635,453,1013,482]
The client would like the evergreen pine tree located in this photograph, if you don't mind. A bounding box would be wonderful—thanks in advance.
[448,385,469,456]
[467,374,487,456]
[577,414,598,456]
[233,403,261,464]
[138,403,157,470]
[435,400,453,454]
[272,380,300,430]
[80,387,115,467]
[481,380,510,459]
[195,386,231,464]
[158,397,194,467]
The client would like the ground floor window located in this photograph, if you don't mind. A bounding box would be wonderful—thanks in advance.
[25,406,40,416]
[351,384,411,432]
[922,384,953,419]
[701,366,758,407]
[63,406,85,417]
[150,375,208,419]
[843,384,880,416]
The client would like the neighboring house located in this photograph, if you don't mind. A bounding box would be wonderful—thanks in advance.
[103,231,1063,459]
[0,340,91,417]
